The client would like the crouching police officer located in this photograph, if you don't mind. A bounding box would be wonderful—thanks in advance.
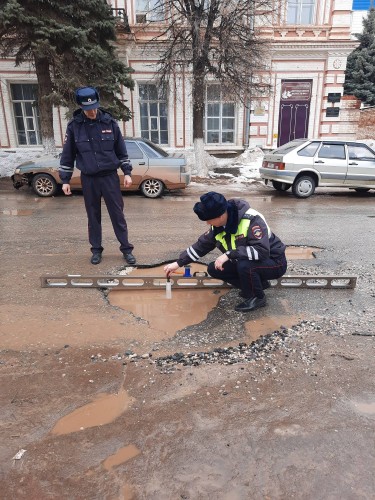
[164,192,287,312]
[59,86,136,265]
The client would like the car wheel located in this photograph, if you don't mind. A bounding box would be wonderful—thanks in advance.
[32,173,58,197]
[292,175,316,198]
[272,180,291,192]
[140,179,164,198]
[354,188,370,193]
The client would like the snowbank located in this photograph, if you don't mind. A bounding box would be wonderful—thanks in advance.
[0,146,263,180]
[0,148,60,178]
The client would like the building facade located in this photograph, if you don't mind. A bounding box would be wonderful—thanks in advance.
[0,0,361,151]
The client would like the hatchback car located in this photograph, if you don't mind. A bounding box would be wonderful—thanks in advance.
[12,138,190,198]
[260,139,375,198]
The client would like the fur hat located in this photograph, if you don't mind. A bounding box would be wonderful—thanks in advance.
[193,192,228,221]
[75,87,100,110]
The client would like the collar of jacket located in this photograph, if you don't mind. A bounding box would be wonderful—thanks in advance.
[212,201,239,236]
[72,108,112,124]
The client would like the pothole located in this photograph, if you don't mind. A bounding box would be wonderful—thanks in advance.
[109,247,319,337]
[285,246,322,259]
[109,264,225,337]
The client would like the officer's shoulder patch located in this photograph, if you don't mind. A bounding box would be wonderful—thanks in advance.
[252,225,263,239]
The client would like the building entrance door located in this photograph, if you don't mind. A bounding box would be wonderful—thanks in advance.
[277,80,312,147]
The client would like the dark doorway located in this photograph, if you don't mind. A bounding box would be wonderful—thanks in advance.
[278,80,312,147]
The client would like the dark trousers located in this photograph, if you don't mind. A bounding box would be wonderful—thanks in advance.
[81,172,134,254]
[208,255,287,299]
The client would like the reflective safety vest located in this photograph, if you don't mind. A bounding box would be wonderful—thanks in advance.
[214,208,271,251]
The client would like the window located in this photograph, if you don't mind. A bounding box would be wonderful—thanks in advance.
[287,0,315,25]
[135,0,163,22]
[348,144,375,161]
[138,83,168,145]
[125,141,144,159]
[318,144,346,160]
[205,85,235,144]
[138,139,168,158]
[297,141,320,157]
[11,84,41,146]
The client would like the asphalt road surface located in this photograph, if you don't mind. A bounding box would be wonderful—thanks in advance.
[1,177,375,499]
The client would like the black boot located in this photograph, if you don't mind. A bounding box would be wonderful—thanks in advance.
[123,252,136,265]
[90,252,102,265]
[235,296,267,312]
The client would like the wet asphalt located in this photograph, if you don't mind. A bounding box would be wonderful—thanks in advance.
[0,177,375,499]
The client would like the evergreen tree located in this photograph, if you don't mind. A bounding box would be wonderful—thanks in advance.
[0,0,134,152]
[344,7,375,105]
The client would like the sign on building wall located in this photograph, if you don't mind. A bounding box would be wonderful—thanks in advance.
[280,81,312,102]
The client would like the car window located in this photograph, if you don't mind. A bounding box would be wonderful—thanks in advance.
[272,139,306,154]
[348,145,375,161]
[318,144,346,160]
[125,141,144,159]
[297,142,320,157]
[138,141,165,159]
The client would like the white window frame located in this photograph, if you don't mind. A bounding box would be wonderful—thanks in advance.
[286,0,315,25]
[204,84,236,145]
[138,82,169,145]
[10,83,42,146]
[135,0,164,23]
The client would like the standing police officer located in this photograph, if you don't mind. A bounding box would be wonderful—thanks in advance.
[164,192,287,312]
[59,87,136,265]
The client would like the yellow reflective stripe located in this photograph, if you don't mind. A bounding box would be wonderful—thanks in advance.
[214,207,271,249]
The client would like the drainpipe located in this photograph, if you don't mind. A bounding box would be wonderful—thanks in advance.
[244,102,251,148]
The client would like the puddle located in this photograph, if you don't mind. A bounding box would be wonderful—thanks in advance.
[0,209,33,216]
[110,288,224,335]
[245,315,300,342]
[109,262,308,336]
[352,401,375,416]
[109,263,225,335]
[103,445,140,470]
[51,387,132,435]
[286,246,321,259]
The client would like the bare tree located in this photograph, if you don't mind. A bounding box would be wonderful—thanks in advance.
[142,0,275,176]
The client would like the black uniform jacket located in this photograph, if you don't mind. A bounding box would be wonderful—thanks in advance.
[177,199,286,267]
[59,108,132,183]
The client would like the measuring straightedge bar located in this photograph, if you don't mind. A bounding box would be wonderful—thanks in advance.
[40,275,357,290]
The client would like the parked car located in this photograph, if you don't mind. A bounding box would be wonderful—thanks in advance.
[12,138,190,198]
[260,139,375,198]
